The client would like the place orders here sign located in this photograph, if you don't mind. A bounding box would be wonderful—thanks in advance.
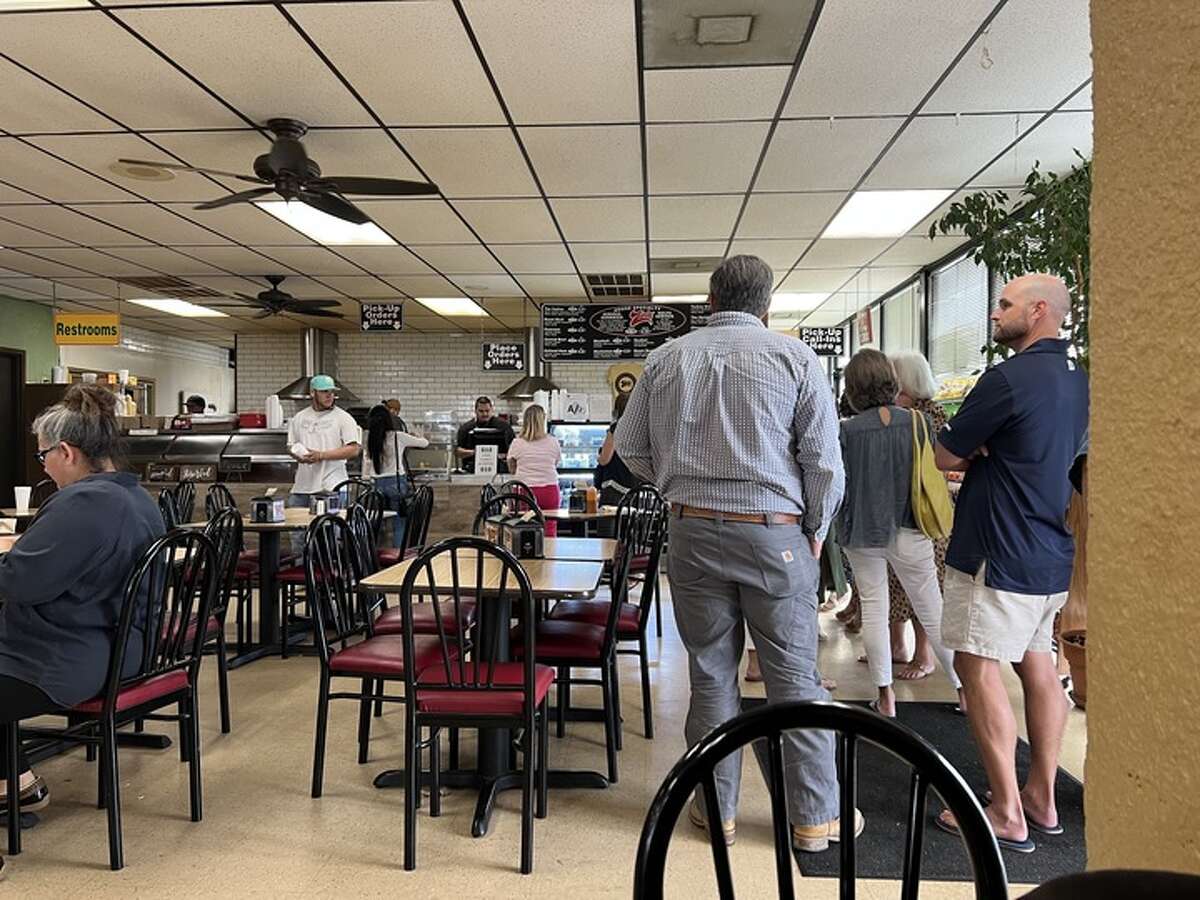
[482,342,525,371]
[54,313,120,345]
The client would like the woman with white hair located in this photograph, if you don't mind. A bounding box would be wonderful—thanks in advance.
[887,350,952,681]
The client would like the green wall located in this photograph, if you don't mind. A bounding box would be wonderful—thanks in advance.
[0,295,57,383]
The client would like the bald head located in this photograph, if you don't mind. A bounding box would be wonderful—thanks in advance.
[1008,273,1071,324]
[991,272,1070,352]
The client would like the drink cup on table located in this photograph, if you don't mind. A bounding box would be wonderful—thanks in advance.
[13,486,32,512]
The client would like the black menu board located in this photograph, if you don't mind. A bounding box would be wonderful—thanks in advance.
[540,302,711,361]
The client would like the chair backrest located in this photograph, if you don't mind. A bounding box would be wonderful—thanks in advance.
[173,480,196,524]
[472,491,545,536]
[634,701,1008,900]
[158,488,180,529]
[352,487,386,540]
[398,537,538,717]
[615,484,669,627]
[333,477,374,506]
[400,484,435,555]
[1022,870,1200,900]
[204,482,237,519]
[346,503,379,578]
[30,478,57,507]
[497,479,536,504]
[202,507,244,619]
[305,514,368,662]
[102,529,219,715]
[480,482,498,507]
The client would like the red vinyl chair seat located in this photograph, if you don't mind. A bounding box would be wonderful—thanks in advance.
[512,620,606,660]
[373,601,477,637]
[327,634,445,677]
[548,600,639,637]
[160,614,221,646]
[72,670,189,715]
[416,662,554,716]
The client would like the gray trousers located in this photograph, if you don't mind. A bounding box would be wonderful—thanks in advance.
[666,514,839,826]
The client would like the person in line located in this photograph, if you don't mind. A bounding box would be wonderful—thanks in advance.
[455,396,515,474]
[384,398,408,432]
[595,392,639,508]
[0,385,165,875]
[935,273,1088,853]
[837,349,962,718]
[184,394,206,415]
[505,404,562,537]
[886,350,953,679]
[286,374,361,510]
[616,254,861,852]
[363,403,429,547]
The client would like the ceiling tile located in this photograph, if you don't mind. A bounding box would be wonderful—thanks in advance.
[515,275,588,299]
[797,239,894,270]
[756,119,896,191]
[972,112,1092,188]
[865,115,1016,189]
[407,244,506,276]
[491,244,575,275]
[779,268,859,293]
[392,128,537,198]
[337,245,436,276]
[262,276,340,300]
[651,273,714,295]
[454,199,560,243]
[569,243,645,273]
[796,308,849,327]
[36,277,120,299]
[0,184,44,205]
[382,274,465,297]
[0,56,117,134]
[649,241,726,259]
[0,138,133,202]
[648,196,743,241]
[100,246,225,275]
[185,274,275,297]
[784,2,992,117]
[316,276,404,300]
[23,247,156,278]
[0,216,73,248]
[69,202,230,245]
[519,126,642,196]
[461,0,639,124]
[926,0,1092,114]
[288,1,505,126]
[455,274,524,297]
[357,200,478,244]
[550,197,645,242]
[115,6,373,126]
[164,203,318,245]
[873,235,968,267]
[645,67,791,123]
[647,123,769,195]
[170,245,288,274]
[735,192,844,239]
[253,247,365,277]
[727,239,811,271]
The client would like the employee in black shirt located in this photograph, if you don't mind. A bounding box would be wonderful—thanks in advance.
[455,395,515,474]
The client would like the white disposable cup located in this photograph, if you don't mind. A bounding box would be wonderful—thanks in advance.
[14,486,32,512]
[81,372,97,384]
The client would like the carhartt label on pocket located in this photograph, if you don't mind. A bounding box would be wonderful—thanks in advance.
[781,549,794,563]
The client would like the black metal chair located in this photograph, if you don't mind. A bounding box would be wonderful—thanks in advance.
[203,482,236,519]
[397,537,552,874]
[6,529,220,869]
[202,508,244,734]
[29,477,57,508]
[1023,871,1200,900]
[158,488,180,529]
[480,482,498,508]
[378,484,435,566]
[333,477,374,506]
[353,486,387,543]
[498,478,536,504]
[201,483,257,654]
[472,492,545,535]
[173,480,196,525]
[633,701,1008,900]
[549,483,668,738]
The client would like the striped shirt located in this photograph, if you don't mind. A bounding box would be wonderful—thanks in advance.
[614,310,844,540]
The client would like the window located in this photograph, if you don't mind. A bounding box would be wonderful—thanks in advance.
[882,280,922,354]
[929,253,988,378]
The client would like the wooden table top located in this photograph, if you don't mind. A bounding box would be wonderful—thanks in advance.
[542,505,619,521]
[184,507,391,533]
[0,534,18,553]
[0,508,38,519]
[361,552,603,600]
[540,537,617,561]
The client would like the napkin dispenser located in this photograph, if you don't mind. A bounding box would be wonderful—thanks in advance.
[250,496,285,523]
[484,511,544,559]
[308,491,342,516]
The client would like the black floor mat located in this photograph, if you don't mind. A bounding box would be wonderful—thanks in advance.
[741,698,1085,884]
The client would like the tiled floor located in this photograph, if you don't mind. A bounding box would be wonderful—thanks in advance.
[6,581,1085,897]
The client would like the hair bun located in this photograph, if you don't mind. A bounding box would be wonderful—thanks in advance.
[64,383,118,418]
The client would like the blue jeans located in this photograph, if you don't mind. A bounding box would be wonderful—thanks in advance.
[374,477,410,548]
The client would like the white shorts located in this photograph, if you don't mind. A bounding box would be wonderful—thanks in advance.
[941,563,1068,663]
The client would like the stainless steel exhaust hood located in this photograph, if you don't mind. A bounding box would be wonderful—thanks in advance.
[275,327,362,404]
[500,327,558,399]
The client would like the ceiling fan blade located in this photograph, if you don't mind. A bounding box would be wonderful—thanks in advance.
[290,307,344,319]
[195,187,276,211]
[253,309,276,319]
[117,158,266,184]
[296,189,370,225]
[287,299,341,309]
[318,176,440,197]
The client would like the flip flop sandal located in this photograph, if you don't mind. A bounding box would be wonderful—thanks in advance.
[896,663,935,680]
[980,792,1064,836]
[867,699,896,718]
[934,811,1036,854]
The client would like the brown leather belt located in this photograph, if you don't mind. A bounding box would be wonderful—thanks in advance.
[676,504,801,526]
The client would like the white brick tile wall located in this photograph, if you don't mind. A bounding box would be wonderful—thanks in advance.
[235,334,300,411]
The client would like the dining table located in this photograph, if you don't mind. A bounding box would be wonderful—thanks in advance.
[358,551,608,838]
[542,505,620,538]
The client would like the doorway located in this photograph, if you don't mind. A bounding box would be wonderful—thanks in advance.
[0,348,25,507]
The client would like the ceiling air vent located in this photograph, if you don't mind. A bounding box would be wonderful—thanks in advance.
[585,273,646,299]
[118,275,222,298]
[650,256,723,274]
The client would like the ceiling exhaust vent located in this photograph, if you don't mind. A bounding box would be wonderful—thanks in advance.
[118,275,221,298]
[650,256,723,274]
[585,273,646,299]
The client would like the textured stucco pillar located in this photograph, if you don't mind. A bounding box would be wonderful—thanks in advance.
[1089,0,1200,872]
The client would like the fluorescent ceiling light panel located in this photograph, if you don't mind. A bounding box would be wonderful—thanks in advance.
[255,201,395,246]
[651,295,708,304]
[821,190,952,239]
[417,297,487,317]
[128,298,228,318]
[770,293,828,312]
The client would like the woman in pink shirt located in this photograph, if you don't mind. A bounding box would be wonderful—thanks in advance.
[506,404,561,536]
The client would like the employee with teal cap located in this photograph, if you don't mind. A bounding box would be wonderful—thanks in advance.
[286,374,361,510]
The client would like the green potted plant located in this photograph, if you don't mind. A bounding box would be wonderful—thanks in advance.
[930,154,1091,706]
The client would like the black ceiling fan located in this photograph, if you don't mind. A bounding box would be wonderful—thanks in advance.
[211,274,344,319]
[118,118,439,225]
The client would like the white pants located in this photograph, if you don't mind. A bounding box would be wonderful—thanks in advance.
[844,528,960,691]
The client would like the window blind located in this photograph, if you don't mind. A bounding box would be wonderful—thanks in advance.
[929,254,988,377]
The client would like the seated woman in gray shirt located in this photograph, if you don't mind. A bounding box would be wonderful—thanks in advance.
[837,350,961,717]
[0,384,164,834]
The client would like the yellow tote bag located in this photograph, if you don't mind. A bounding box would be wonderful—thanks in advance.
[910,409,954,540]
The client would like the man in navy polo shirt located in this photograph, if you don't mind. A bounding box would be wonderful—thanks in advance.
[933,273,1088,853]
